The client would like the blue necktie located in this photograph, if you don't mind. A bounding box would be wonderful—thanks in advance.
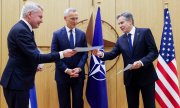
[69,30,74,48]
[31,31,34,40]
[32,31,34,36]
[127,33,132,52]
[31,31,37,46]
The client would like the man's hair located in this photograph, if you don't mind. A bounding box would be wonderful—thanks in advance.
[64,8,77,17]
[20,1,43,18]
[116,12,134,25]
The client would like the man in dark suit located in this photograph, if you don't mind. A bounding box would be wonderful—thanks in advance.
[51,8,88,108]
[0,1,76,108]
[93,12,158,108]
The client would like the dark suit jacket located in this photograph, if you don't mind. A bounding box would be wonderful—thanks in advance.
[102,28,158,86]
[0,20,60,90]
[51,27,88,84]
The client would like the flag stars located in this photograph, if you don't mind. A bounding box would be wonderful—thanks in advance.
[168,38,172,41]
[166,16,169,19]
[166,59,169,62]
[159,9,176,63]
[163,37,166,40]
[162,48,165,51]
[165,21,168,25]
[168,43,171,46]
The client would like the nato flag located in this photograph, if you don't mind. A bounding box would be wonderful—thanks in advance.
[86,7,108,108]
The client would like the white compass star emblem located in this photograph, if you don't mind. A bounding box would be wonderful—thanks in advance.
[88,55,106,81]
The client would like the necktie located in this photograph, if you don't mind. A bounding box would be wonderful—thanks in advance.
[31,31,37,46]
[127,33,132,52]
[69,30,74,48]
[31,30,34,36]
[31,31,35,40]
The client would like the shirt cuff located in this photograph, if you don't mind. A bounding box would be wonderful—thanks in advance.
[65,68,69,73]
[139,60,144,66]
[59,51,64,59]
[79,67,82,72]
[100,52,104,58]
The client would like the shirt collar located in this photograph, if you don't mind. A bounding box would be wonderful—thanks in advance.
[65,26,75,33]
[128,26,136,35]
[21,18,33,32]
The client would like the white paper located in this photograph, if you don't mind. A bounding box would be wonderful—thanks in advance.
[117,64,132,74]
[73,45,103,52]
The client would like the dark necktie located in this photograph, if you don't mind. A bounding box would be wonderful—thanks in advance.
[32,31,37,46]
[69,30,74,48]
[127,33,132,52]
[31,31,35,40]
[32,30,34,36]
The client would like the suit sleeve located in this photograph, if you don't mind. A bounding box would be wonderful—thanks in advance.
[103,38,122,60]
[140,29,158,65]
[77,33,88,69]
[16,30,60,64]
[51,32,68,71]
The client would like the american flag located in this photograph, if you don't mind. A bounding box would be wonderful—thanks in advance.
[155,8,180,108]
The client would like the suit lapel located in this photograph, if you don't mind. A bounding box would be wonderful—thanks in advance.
[20,20,37,47]
[132,28,140,53]
[74,28,79,47]
[62,27,71,47]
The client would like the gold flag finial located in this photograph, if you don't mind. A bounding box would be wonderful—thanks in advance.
[97,0,103,5]
[164,0,168,8]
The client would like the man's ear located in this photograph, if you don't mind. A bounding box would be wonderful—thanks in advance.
[129,20,133,25]
[27,11,32,19]
[64,16,67,20]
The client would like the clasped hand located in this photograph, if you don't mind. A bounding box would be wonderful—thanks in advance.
[66,68,81,78]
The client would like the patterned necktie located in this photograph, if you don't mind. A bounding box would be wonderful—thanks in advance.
[69,30,74,48]
[127,33,132,52]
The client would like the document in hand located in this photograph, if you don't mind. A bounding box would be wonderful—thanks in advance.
[73,45,103,52]
[117,64,133,74]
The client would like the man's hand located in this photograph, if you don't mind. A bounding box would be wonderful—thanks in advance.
[36,64,43,72]
[92,49,103,57]
[66,69,79,78]
[72,67,81,74]
[62,49,77,58]
[131,61,142,70]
